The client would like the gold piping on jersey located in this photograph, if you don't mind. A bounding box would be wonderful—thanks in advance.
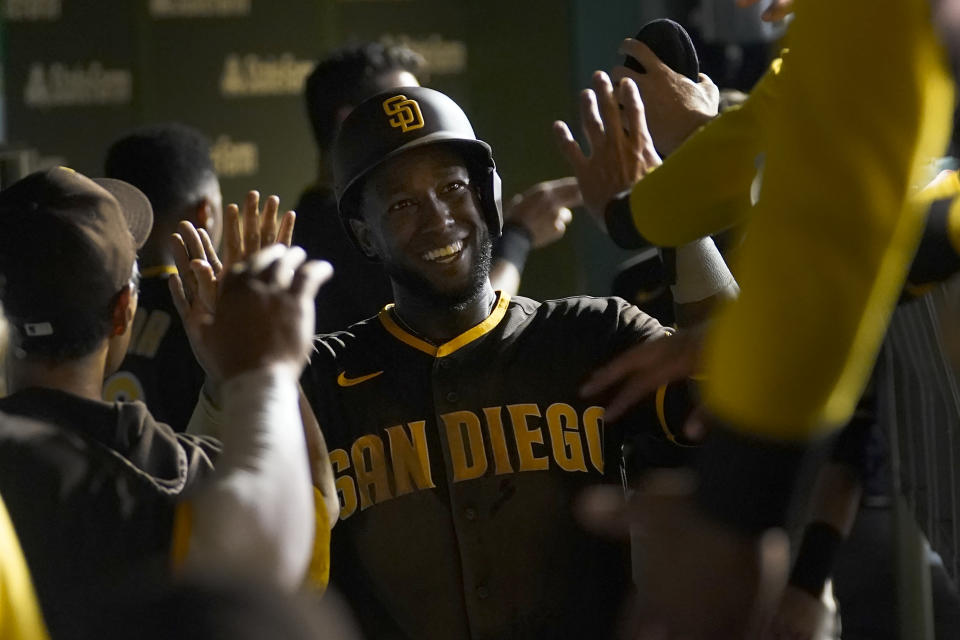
[655,385,673,444]
[655,385,697,448]
[140,265,179,279]
[378,292,511,357]
[304,487,330,592]
[169,501,193,569]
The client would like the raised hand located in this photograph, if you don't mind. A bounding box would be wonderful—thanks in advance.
[612,39,719,157]
[200,244,331,381]
[554,72,661,225]
[222,190,296,271]
[505,177,581,248]
[168,190,298,387]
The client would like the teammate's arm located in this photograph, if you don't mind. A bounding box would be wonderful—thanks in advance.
[171,244,331,589]
[489,177,580,295]
[172,205,340,530]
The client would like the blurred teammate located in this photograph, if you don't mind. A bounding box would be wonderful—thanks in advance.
[555,0,956,634]
[0,168,326,635]
[103,123,224,429]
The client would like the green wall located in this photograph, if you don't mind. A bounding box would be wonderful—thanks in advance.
[2,0,679,300]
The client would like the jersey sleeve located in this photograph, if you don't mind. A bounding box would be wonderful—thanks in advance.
[604,57,783,250]
[0,494,50,640]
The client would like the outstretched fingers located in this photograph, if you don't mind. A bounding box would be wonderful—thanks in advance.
[291,259,334,301]
[553,120,587,172]
[198,227,222,276]
[170,231,197,303]
[277,210,296,247]
[242,190,262,256]
[260,194,280,246]
[168,272,190,321]
[222,203,243,268]
[579,87,605,157]
[259,245,306,288]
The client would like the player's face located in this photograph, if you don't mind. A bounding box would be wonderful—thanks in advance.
[356,145,491,304]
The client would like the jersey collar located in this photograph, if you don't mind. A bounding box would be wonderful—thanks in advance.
[379,292,511,358]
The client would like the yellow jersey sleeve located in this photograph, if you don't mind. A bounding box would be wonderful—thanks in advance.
[0,495,49,640]
[701,0,955,440]
[627,57,784,247]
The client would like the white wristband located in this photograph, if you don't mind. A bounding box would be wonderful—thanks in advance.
[669,237,737,304]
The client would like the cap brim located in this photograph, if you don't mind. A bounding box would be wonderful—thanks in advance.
[93,178,154,249]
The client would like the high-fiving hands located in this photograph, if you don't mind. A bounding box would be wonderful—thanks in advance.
[169,191,324,385]
[612,39,719,157]
[554,72,661,226]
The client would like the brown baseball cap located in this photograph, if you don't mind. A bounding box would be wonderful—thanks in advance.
[0,167,153,354]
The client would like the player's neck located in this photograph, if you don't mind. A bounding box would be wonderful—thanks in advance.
[392,280,498,344]
[7,346,110,402]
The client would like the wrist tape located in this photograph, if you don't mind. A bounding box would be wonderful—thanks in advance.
[669,237,735,304]
[494,222,533,273]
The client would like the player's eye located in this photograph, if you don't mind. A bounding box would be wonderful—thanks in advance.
[388,198,416,213]
[440,180,467,194]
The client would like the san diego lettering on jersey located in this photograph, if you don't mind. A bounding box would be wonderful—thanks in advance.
[331,402,606,520]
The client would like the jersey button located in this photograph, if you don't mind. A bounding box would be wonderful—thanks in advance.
[446,391,458,403]
[464,507,477,521]
[476,585,490,600]
[440,359,452,369]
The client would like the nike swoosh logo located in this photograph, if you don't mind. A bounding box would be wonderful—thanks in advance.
[337,370,384,387]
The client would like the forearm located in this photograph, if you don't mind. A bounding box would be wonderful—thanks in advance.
[788,462,862,598]
[183,366,315,590]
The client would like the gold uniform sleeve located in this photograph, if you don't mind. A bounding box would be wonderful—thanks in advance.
[628,57,783,246]
[698,0,955,439]
[0,495,50,640]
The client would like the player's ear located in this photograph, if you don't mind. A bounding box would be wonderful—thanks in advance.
[194,198,215,236]
[109,284,137,337]
[349,217,380,260]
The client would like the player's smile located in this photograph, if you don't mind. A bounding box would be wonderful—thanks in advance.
[421,239,463,264]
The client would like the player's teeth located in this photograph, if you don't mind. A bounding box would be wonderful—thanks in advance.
[422,241,463,261]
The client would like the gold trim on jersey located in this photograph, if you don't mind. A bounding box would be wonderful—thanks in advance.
[304,487,330,592]
[378,292,511,357]
[141,264,179,278]
[655,384,697,448]
[169,501,193,569]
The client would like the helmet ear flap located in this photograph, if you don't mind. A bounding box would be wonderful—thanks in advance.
[487,168,503,237]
